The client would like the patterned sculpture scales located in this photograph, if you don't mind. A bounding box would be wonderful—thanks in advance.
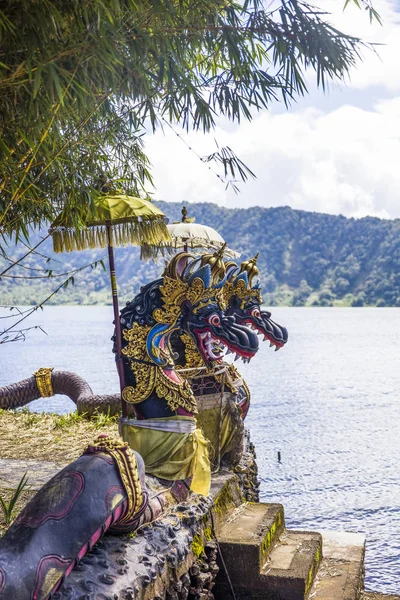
[0,247,288,600]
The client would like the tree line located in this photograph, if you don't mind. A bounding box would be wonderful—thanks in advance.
[2,202,399,307]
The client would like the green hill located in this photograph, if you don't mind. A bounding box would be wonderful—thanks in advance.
[2,202,400,307]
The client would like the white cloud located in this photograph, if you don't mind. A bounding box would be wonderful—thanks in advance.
[145,0,400,220]
[146,99,400,219]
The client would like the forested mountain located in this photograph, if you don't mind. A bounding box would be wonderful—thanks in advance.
[2,202,400,307]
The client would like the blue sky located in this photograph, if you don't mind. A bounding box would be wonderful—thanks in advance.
[145,1,400,219]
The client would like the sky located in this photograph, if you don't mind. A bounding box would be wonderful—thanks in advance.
[145,0,400,220]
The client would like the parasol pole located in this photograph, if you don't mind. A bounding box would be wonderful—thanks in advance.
[182,206,188,252]
[106,222,128,417]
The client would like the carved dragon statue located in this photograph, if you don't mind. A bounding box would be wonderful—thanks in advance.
[0,251,287,475]
[116,249,260,496]
[170,253,288,468]
[0,248,288,598]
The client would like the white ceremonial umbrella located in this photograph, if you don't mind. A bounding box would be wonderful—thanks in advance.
[141,206,240,259]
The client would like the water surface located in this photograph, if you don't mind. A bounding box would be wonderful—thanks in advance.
[1,306,399,593]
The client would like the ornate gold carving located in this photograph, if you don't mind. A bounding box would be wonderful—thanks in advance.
[154,276,189,324]
[85,435,143,524]
[223,278,262,308]
[239,252,259,286]
[121,323,198,414]
[121,323,149,359]
[33,367,54,397]
[199,243,227,285]
[180,333,204,372]
[154,275,226,326]
[154,376,197,413]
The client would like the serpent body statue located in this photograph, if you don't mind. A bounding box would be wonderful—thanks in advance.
[0,436,165,600]
[0,369,120,414]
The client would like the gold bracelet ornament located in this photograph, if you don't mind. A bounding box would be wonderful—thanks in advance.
[33,367,54,397]
[84,435,143,523]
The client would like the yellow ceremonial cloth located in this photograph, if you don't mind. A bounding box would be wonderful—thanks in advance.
[196,393,242,468]
[120,417,210,496]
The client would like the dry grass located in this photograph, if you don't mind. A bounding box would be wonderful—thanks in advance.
[0,408,119,464]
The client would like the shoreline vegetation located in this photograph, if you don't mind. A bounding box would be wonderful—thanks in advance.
[2,202,400,308]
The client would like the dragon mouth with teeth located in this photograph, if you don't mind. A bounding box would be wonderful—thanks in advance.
[226,302,288,352]
[190,319,259,365]
[242,312,288,351]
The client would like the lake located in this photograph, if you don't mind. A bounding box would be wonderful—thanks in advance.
[1,306,400,594]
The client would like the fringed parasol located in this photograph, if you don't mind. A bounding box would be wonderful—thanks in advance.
[51,194,170,253]
[49,194,171,417]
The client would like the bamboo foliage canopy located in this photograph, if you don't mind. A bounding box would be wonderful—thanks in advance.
[0,0,375,244]
[50,195,171,253]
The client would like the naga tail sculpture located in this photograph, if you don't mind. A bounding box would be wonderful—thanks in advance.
[0,368,120,415]
[0,436,164,600]
[117,249,260,496]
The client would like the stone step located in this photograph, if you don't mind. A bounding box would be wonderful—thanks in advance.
[260,530,323,600]
[216,501,285,578]
[309,530,366,600]
[209,469,247,535]
[215,523,322,600]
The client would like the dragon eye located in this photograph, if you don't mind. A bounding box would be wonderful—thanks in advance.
[250,307,261,319]
[207,314,221,327]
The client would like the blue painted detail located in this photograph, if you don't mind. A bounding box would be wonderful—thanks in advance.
[235,272,249,286]
[214,275,227,289]
[188,265,211,288]
[146,323,172,365]
[183,257,201,280]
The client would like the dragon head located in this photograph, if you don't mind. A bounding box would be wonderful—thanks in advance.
[224,254,288,351]
[180,302,260,364]
[154,249,259,366]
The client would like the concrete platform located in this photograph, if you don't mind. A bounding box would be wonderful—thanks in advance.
[0,458,62,490]
[309,530,366,600]
[261,530,322,600]
[214,501,321,600]
[219,502,284,544]
[218,502,285,570]
[362,594,400,600]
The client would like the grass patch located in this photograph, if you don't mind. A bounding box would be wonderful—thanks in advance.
[0,489,35,536]
[0,409,121,536]
[0,473,28,526]
[0,409,119,463]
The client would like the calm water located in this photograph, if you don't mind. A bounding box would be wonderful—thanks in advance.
[1,306,400,594]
